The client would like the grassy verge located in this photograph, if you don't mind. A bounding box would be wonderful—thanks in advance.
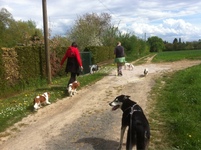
[149,51,201,149]
[0,64,115,133]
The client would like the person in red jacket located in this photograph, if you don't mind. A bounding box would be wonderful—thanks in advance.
[60,42,83,88]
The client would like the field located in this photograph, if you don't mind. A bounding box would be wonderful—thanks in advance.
[152,49,201,62]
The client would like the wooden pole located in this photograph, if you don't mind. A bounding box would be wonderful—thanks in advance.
[42,0,51,84]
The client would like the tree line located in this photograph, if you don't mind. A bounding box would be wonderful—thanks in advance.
[1,7,201,54]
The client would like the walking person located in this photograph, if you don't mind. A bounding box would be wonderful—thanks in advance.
[114,41,126,76]
[60,42,83,88]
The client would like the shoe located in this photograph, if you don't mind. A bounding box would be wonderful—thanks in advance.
[118,72,123,76]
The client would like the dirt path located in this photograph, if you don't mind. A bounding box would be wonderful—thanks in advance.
[0,59,201,150]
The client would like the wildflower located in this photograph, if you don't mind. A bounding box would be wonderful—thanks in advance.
[189,134,192,138]
[187,133,192,138]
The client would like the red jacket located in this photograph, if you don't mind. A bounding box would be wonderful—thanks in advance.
[60,46,82,67]
[60,46,82,74]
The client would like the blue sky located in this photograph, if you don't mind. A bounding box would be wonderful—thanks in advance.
[1,0,201,42]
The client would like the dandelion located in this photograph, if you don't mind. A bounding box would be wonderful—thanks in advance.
[187,133,192,138]
[189,135,192,138]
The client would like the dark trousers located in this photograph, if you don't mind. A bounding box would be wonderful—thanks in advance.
[117,63,123,75]
[67,72,77,86]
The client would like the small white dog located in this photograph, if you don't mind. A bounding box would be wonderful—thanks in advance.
[144,68,148,76]
[124,63,134,70]
[33,92,51,110]
[68,81,80,97]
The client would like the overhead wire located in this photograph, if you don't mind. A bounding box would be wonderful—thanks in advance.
[96,0,121,28]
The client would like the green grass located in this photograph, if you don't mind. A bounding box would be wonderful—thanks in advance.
[152,50,201,63]
[149,51,201,149]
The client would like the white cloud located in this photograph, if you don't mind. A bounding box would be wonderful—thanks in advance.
[0,0,201,42]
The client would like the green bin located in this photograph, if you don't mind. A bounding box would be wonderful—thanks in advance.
[80,52,91,74]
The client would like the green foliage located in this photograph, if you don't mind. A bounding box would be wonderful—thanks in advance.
[120,34,138,54]
[164,39,201,51]
[16,46,45,79]
[118,34,150,58]
[102,26,119,47]
[84,46,114,64]
[67,13,112,50]
[0,48,6,92]
[0,8,43,47]
[152,50,201,63]
[0,46,46,97]
[147,36,165,52]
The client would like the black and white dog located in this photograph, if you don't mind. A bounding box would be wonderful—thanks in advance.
[144,68,148,76]
[109,95,150,150]
[89,64,99,74]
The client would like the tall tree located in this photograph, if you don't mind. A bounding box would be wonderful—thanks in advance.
[0,8,43,47]
[173,38,178,44]
[173,38,178,50]
[0,8,14,46]
[101,26,119,47]
[147,36,165,52]
[67,13,112,50]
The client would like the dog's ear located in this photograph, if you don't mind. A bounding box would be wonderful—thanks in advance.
[123,95,130,100]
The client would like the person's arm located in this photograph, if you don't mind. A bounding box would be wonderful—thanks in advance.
[60,49,68,66]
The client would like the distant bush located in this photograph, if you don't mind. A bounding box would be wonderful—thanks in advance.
[84,46,114,64]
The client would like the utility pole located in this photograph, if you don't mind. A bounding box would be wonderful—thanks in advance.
[42,0,51,84]
[144,33,146,41]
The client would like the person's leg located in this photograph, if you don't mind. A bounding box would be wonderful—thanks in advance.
[119,64,123,76]
[117,63,123,76]
[67,72,76,87]
[117,63,120,75]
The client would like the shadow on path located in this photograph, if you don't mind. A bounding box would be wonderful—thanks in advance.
[76,137,119,150]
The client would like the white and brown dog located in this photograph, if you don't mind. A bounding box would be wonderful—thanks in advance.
[33,92,51,110]
[124,63,134,70]
[68,81,80,97]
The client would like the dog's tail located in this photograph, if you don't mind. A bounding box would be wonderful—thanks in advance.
[134,121,150,150]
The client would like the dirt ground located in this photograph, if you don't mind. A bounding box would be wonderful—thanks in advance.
[0,57,201,150]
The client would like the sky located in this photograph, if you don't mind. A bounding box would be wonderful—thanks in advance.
[1,0,201,43]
